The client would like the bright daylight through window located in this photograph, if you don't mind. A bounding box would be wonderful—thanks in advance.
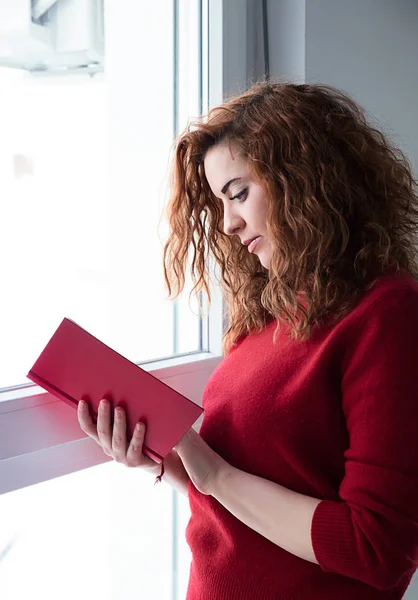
[0,0,206,391]
[0,1,215,599]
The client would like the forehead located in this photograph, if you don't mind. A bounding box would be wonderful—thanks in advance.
[203,141,249,193]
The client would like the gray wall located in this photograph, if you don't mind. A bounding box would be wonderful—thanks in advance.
[267,1,418,597]
[267,0,305,83]
[268,0,418,174]
[306,0,418,173]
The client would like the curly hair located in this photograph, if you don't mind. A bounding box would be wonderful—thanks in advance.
[160,80,418,356]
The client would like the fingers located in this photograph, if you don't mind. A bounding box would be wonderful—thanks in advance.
[77,400,100,444]
[126,422,146,467]
[112,405,128,461]
[77,399,154,470]
[96,399,113,455]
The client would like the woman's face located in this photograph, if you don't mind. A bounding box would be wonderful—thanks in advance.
[203,140,273,270]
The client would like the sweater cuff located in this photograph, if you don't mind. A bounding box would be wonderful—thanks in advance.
[311,499,353,574]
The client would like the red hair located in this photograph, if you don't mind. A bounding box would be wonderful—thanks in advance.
[161,81,418,355]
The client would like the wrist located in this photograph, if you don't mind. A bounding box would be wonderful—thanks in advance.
[146,462,162,475]
[212,461,236,498]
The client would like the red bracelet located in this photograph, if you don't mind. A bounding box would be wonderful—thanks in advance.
[154,460,165,485]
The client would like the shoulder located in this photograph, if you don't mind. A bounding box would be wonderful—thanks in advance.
[362,270,418,306]
[338,271,418,375]
[341,270,418,328]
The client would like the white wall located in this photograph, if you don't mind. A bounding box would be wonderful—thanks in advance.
[268,1,418,597]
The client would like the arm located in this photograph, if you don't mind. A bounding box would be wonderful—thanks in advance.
[212,465,321,564]
[175,426,321,562]
[177,287,418,590]
[309,289,418,589]
[154,448,190,497]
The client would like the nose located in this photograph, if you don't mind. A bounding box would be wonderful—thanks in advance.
[222,205,244,237]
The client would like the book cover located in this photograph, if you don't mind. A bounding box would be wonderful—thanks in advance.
[27,318,204,463]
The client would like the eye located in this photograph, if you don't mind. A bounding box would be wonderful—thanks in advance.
[230,188,248,202]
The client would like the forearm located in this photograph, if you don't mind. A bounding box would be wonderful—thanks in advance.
[151,449,190,496]
[212,465,321,564]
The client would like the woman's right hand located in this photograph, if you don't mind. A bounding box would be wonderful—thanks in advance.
[77,399,160,474]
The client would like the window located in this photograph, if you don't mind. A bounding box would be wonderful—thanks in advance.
[0,1,234,598]
[0,0,209,392]
[0,463,182,599]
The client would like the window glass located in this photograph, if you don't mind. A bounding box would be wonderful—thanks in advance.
[0,0,205,391]
[0,462,191,600]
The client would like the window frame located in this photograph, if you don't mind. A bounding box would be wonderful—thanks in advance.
[0,0,250,497]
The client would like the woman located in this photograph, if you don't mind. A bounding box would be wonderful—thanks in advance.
[78,81,418,599]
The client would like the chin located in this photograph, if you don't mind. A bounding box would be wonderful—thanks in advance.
[258,253,271,270]
[256,245,272,270]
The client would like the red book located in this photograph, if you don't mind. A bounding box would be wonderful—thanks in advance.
[27,317,204,464]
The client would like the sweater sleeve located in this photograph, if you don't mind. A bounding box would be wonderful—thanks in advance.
[311,288,418,590]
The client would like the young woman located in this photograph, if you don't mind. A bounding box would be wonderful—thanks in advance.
[78,81,418,599]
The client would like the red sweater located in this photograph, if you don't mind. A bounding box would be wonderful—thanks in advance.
[185,271,418,599]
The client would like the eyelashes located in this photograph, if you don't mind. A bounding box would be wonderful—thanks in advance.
[229,188,248,202]
[213,187,248,208]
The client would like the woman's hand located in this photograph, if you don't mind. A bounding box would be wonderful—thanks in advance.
[77,399,160,474]
[174,427,231,496]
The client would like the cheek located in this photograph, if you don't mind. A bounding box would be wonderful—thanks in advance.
[255,200,269,230]
[253,188,269,212]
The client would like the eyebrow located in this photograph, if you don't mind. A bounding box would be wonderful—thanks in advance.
[221,177,241,195]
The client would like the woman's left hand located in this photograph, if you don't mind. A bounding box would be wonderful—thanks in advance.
[174,427,231,496]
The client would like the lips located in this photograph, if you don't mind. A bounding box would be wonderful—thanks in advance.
[248,236,261,253]
[244,236,260,246]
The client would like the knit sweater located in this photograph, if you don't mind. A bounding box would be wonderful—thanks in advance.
[185,271,418,600]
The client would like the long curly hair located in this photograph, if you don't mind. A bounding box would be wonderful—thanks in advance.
[161,81,418,356]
